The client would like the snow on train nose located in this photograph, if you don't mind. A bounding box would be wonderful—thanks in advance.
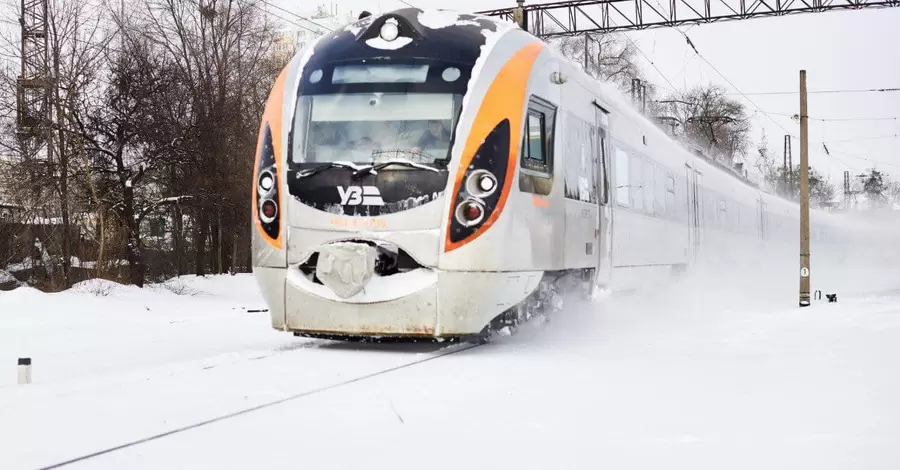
[314,242,377,299]
[283,239,442,337]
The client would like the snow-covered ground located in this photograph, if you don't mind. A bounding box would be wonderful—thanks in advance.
[2,271,899,470]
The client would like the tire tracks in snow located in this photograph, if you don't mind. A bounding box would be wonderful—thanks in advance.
[36,341,482,470]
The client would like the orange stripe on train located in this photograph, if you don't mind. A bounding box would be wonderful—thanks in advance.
[444,41,544,253]
[252,67,289,250]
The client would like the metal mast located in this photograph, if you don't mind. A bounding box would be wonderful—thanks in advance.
[16,0,52,159]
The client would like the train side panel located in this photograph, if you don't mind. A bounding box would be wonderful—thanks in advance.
[602,98,690,288]
[438,35,566,272]
[251,47,318,330]
[559,68,603,271]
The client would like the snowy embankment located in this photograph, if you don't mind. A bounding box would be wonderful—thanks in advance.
[0,275,291,389]
[1,271,900,469]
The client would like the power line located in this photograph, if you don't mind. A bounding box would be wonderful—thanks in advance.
[829,150,900,170]
[783,132,899,144]
[683,34,797,138]
[238,0,320,34]
[258,1,334,33]
[820,134,899,144]
[726,87,900,96]
[621,34,679,94]
[763,110,900,123]
[644,0,797,139]
[814,116,899,123]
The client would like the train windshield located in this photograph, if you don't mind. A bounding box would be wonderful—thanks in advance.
[293,92,463,165]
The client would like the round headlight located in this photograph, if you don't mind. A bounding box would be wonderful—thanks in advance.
[380,21,399,42]
[259,172,274,192]
[465,169,498,198]
[478,174,496,192]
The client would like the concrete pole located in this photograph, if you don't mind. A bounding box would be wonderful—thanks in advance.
[513,0,525,29]
[799,70,811,307]
[584,33,589,73]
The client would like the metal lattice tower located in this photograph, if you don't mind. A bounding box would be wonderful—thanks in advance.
[16,0,51,157]
[477,0,900,37]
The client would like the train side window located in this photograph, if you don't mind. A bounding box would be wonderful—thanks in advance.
[643,160,654,214]
[665,174,676,218]
[519,96,556,195]
[718,199,727,226]
[630,155,643,211]
[654,165,665,216]
[615,147,629,207]
[520,97,556,176]
[525,113,545,164]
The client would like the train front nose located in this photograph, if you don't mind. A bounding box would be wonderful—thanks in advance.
[283,235,445,338]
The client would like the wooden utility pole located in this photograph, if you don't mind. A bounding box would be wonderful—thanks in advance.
[799,70,811,307]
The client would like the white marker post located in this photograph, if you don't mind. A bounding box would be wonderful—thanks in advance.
[17,358,31,385]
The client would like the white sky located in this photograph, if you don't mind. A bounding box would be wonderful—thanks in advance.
[265,1,899,186]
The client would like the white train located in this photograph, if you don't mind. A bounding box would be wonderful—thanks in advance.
[251,8,877,340]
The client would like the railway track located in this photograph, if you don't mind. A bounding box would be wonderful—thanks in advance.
[36,340,483,470]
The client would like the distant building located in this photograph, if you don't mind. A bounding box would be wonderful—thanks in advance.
[298,4,355,47]
[270,4,356,66]
[271,34,297,64]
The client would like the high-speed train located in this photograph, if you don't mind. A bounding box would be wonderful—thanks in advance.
[251,7,874,340]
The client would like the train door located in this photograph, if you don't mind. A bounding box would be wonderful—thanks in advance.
[685,164,702,259]
[593,102,612,286]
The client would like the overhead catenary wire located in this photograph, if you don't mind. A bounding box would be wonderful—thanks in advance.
[762,110,900,123]
[639,0,894,177]
[638,0,808,143]
[617,34,680,94]
[240,0,325,34]
[726,87,900,96]
[827,149,900,170]
[258,0,334,33]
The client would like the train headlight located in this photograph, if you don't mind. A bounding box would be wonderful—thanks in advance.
[465,169,498,198]
[260,199,278,223]
[478,174,495,192]
[259,171,274,193]
[379,21,399,42]
[455,199,485,227]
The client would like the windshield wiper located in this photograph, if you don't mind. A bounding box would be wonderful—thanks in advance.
[351,158,442,179]
[295,161,368,179]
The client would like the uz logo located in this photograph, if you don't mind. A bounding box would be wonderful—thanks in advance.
[337,186,385,206]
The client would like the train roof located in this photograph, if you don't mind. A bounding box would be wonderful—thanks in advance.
[305,8,518,70]
[319,8,851,228]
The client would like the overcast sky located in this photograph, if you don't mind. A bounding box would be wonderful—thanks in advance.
[280,0,899,185]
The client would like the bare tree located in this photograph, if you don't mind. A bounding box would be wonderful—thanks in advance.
[659,84,751,164]
[130,0,279,277]
[0,0,107,289]
[552,33,644,93]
